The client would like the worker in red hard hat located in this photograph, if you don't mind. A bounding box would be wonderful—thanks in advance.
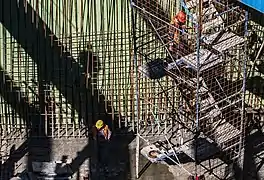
[175,10,187,24]
[169,10,187,52]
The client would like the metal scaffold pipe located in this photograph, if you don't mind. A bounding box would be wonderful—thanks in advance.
[130,0,140,178]
[194,0,202,177]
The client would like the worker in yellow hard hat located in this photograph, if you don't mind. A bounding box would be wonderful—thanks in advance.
[92,119,113,168]
[92,120,112,141]
[169,10,187,52]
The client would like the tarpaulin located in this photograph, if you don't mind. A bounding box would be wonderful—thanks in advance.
[240,0,264,13]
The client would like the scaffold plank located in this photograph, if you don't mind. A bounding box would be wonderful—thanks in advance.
[212,32,245,52]
[211,121,241,146]
[167,49,221,72]
[200,95,216,109]
[166,31,244,72]
[203,31,245,51]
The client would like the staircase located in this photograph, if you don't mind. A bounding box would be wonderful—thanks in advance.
[132,2,246,177]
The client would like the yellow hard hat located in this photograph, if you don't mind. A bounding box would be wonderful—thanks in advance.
[95,120,104,129]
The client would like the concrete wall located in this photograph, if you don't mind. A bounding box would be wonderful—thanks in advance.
[1,138,90,179]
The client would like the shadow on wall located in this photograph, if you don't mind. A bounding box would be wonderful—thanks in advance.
[247,76,264,99]
[0,66,52,179]
[75,48,135,180]
[243,75,264,179]
[0,0,134,179]
[243,130,264,180]
[1,0,262,179]
[243,28,264,179]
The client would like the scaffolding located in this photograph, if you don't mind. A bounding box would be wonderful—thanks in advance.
[131,0,248,179]
[0,0,264,179]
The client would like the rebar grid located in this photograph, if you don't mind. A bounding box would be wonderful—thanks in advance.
[0,1,133,178]
[0,31,135,139]
[0,30,134,179]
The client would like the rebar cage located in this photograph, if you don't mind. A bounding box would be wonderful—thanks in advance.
[131,0,247,179]
[0,0,134,179]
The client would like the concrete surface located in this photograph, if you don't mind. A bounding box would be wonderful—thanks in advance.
[1,130,264,180]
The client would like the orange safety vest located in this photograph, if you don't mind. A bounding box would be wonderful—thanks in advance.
[170,20,184,44]
[92,125,112,141]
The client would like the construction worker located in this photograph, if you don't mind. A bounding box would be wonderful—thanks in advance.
[92,120,112,167]
[169,10,187,52]
[92,120,112,141]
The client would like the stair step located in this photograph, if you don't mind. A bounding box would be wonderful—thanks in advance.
[200,95,215,109]
[165,31,245,72]
[209,121,241,148]
[203,31,245,51]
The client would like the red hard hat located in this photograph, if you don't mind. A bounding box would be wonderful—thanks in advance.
[176,11,186,23]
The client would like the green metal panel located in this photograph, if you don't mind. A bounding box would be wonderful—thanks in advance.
[0,0,263,138]
[0,0,136,136]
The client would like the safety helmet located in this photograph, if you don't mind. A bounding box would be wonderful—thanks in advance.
[175,11,186,23]
[95,120,104,129]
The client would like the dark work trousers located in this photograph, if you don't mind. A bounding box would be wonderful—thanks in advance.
[97,137,111,167]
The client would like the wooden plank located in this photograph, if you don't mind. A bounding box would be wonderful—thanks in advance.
[138,32,244,76]
[203,31,245,51]
[166,32,244,72]
[203,17,224,32]
[167,49,221,72]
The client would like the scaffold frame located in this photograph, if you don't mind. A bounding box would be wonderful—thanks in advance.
[131,0,248,179]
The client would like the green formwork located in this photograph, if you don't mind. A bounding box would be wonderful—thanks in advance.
[0,0,183,135]
[0,0,263,137]
[0,0,134,135]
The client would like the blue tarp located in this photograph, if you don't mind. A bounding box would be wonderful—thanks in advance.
[240,0,264,13]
